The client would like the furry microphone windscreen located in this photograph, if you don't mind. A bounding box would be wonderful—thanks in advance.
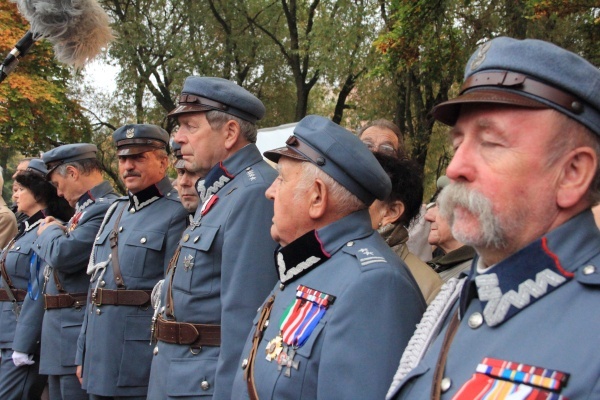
[11,0,114,68]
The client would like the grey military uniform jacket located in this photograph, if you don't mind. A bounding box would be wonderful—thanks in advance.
[30,181,118,376]
[2,211,45,354]
[231,210,426,400]
[390,210,600,399]
[148,144,279,399]
[76,177,188,397]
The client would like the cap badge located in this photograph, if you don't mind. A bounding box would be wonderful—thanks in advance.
[470,41,492,71]
[126,128,135,138]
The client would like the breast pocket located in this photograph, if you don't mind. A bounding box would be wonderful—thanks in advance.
[172,225,219,295]
[123,230,166,278]
[8,243,34,280]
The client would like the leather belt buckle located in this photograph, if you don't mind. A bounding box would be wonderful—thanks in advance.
[93,289,103,306]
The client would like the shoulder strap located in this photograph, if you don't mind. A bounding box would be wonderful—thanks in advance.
[245,294,276,400]
[0,240,16,290]
[430,309,460,400]
[108,204,128,288]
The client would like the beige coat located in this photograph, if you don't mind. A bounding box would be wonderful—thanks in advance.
[380,223,442,304]
[0,197,17,249]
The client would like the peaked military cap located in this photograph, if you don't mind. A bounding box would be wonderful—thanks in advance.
[25,159,49,177]
[42,143,98,177]
[433,37,600,136]
[264,115,391,206]
[170,139,185,169]
[168,76,266,123]
[113,124,169,156]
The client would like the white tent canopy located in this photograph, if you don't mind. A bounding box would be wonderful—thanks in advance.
[255,122,297,157]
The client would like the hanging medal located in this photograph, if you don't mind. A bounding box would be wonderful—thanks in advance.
[274,284,336,377]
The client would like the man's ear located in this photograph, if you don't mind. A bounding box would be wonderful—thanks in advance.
[66,165,79,180]
[556,146,597,208]
[308,178,328,219]
[380,200,405,226]
[223,119,241,151]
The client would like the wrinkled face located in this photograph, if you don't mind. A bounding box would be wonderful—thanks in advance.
[424,204,453,247]
[265,158,312,247]
[443,104,563,259]
[49,170,79,208]
[13,183,38,216]
[360,126,400,157]
[118,151,167,194]
[176,167,201,213]
[173,113,227,177]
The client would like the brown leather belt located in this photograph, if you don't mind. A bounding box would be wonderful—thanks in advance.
[0,288,26,302]
[44,293,88,310]
[155,316,221,347]
[90,288,152,306]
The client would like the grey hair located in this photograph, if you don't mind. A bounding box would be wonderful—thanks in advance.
[545,111,600,205]
[205,110,258,143]
[357,119,405,157]
[295,161,365,216]
[53,158,102,177]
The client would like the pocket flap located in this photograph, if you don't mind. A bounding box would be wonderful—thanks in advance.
[124,230,165,251]
[180,225,219,253]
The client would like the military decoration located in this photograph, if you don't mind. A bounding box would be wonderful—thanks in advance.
[265,334,283,361]
[273,285,336,377]
[201,194,219,216]
[68,211,84,233]
[183,254,194,271]
[453,357,570,399]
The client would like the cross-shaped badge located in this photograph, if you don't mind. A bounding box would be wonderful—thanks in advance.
[277,346,300,377]
[183,254,194,271]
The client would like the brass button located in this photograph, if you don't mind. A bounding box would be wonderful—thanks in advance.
[15,246,20,251]
[140,237,147,244]
[279,283,285,291]
[468,312,483,329]
[183,234,190,242]
[241,358,248,369]
[441,377,451,392]
[583,265,596,275]
[130,208,135,213]
[201,380,210,391]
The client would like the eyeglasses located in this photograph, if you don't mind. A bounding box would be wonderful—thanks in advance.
[361,141,397,156]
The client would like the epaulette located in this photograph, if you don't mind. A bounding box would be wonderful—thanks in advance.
[164,189,182,203]
[574,258,600,286]
[342,241,388,268]
[241,166,267,186]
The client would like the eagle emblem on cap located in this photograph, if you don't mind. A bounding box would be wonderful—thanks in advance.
[470,41,492,71]
[126,128,135,138]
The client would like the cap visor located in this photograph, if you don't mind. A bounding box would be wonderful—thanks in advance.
[168,104,213,117]
[117,146,160,156]
[263,147,309,163]
[432,89,549,126]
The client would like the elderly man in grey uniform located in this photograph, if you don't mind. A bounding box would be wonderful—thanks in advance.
[147,77,278,399]
[387,37,600,400]
[231,115,426,400]
[23,144,118,399]
[75,125,188,399]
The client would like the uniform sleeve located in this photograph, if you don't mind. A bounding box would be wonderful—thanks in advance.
[317,266,425,399]
[214,182,279,398]
[0,210,17,249]
[35,203,111,274]
[12,269,46,354]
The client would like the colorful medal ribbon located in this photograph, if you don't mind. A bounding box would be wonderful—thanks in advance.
[279,285,335,348]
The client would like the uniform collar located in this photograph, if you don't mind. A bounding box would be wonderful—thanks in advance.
[460,210,599,326]
[127,176,171,211]
[20,209,46,235]
[275,209,373,284]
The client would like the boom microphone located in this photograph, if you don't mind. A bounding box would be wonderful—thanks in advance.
[1,0,114,82]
